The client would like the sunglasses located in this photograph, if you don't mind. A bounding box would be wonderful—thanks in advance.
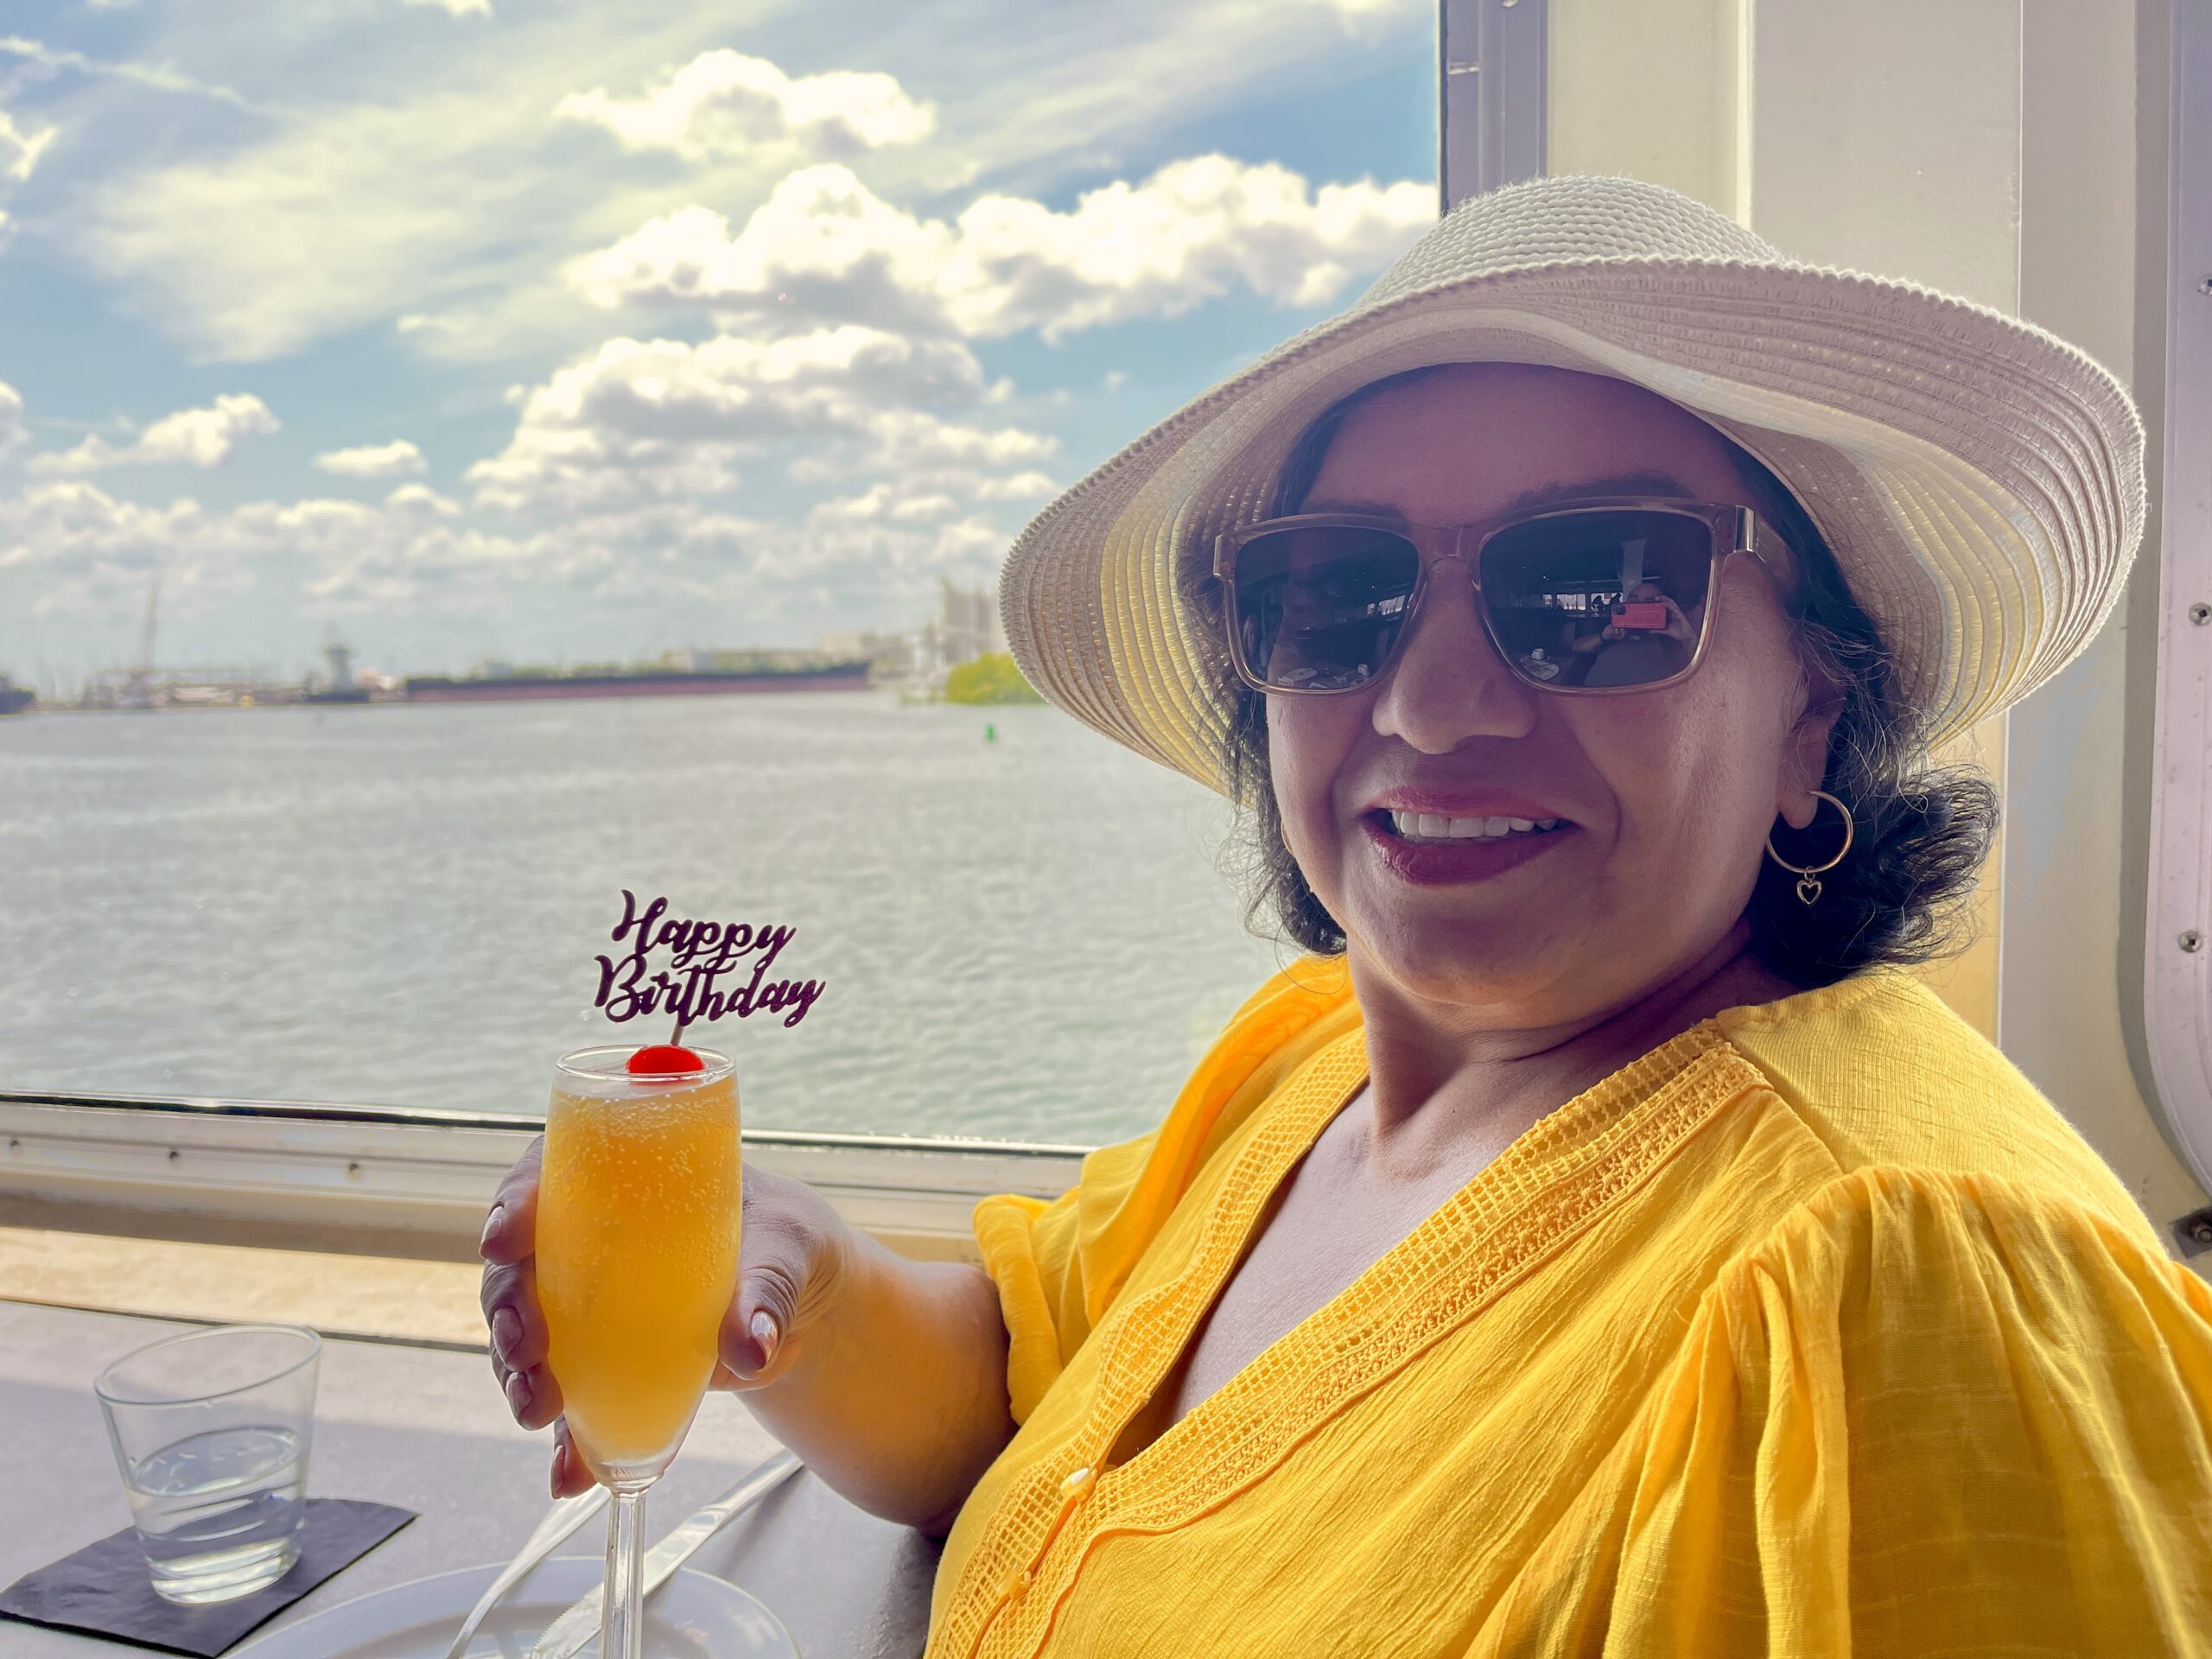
[1212,497,1789,696]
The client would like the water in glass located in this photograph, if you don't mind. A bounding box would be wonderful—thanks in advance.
[122,1423,308,1604]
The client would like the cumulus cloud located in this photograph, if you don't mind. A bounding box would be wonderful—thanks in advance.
[806,462,1055,524]
[0,448,1028,641]
[316,439,428,479]
[0,479,204,575]
[31,393,279,475]
[741,512,1013,614]
[568,156,1432,340]
[0,380,22,454]
[467,325,1052,514]
[0,480,836,626]
[384,482,460,514]
[810,485,961,525]
[556,49,933,162]
[976,469,1057,500]
[0,472,542,620]
[0,480,234,622]
[404,0,492,16]
[852,406,1057,473]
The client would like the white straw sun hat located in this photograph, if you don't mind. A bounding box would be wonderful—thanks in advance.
[997,173,2146,796]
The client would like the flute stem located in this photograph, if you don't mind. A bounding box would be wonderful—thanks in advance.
[602,1485,648,1659]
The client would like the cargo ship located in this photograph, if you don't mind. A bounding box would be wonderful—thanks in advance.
[404,660,873,703]
[0,676,34,716]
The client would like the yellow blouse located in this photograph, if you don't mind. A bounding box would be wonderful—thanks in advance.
[927,957,2212,1658]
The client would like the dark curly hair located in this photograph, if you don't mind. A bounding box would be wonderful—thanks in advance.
[1177,366,1999,990]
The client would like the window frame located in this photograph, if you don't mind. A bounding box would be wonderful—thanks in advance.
[0,1090,1084,1260]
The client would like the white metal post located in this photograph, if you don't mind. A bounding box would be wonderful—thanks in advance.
[1440,0,1548,213]
[2145,0,2212,1225]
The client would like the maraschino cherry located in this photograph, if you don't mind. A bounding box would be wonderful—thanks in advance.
[626,1043,705,1076]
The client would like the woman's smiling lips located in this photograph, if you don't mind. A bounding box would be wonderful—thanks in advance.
[1357,791,1579,886]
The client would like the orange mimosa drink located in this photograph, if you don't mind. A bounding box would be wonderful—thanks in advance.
[537,1044,741,1487]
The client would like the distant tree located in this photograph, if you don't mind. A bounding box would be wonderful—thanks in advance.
[940,652,1045,705]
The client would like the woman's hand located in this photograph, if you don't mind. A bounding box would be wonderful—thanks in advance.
[478,1137,575,1490]
[479,1140,857,1499]
[480,1138,1014,1529]
[706,1164,855,1395]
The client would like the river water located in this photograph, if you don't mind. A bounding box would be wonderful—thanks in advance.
[0,695,1304,1144]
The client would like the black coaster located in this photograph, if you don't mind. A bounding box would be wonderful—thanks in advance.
[0,1497,416,1656]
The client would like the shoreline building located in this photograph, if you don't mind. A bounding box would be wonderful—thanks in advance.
[823,579,1006,692]
[813,629,918,677]
[917,579,1007,676]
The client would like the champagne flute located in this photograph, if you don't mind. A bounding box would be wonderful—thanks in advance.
[536,1042,741,1659]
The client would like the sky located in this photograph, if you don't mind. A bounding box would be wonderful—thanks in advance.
[0,0,1438,686]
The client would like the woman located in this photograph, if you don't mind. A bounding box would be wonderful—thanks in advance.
[480,175,2212,1654]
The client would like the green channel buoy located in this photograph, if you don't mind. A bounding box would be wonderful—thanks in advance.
[985,723,996,741]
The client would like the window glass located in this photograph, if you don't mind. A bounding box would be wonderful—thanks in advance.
[0,2,1435,1143]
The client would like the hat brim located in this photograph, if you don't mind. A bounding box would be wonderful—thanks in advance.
[1000,257,2145,795]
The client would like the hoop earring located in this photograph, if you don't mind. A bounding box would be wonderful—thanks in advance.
[1764,790,1854,906]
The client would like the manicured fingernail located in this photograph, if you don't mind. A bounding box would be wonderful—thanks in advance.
[490,1306,520,1365]
[749,1310,779,1368]
[550,1441,569,1497]
[480,1205,505,1255]
[505,1369,532,1418]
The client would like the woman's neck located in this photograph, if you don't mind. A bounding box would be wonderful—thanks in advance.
[1343,922,1802,1184]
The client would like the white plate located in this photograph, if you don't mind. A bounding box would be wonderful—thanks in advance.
[232,1555,799,1658]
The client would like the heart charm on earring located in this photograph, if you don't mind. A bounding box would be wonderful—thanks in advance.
[1766,791,1855,907]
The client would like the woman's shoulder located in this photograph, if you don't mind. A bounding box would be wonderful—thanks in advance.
[1719,1161,2196,1310]
[1692,1165,2212,1459]
[1618,1160,2212,1649]
[1711,968,2164,1255]
[1694,1162,2212,1516]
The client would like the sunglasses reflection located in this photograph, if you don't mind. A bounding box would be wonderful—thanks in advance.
[1501,532,1698,689]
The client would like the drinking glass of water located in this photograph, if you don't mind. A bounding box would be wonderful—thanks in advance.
[93,1324,321,1605]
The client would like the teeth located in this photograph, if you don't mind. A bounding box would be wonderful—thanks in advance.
[1387,810,1561,842]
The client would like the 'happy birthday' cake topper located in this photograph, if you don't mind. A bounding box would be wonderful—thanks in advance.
[592,889,825,1030]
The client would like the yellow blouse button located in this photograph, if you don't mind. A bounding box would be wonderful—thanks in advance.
[1058,1465,1096,1500]
[999,1567,1033,1605]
